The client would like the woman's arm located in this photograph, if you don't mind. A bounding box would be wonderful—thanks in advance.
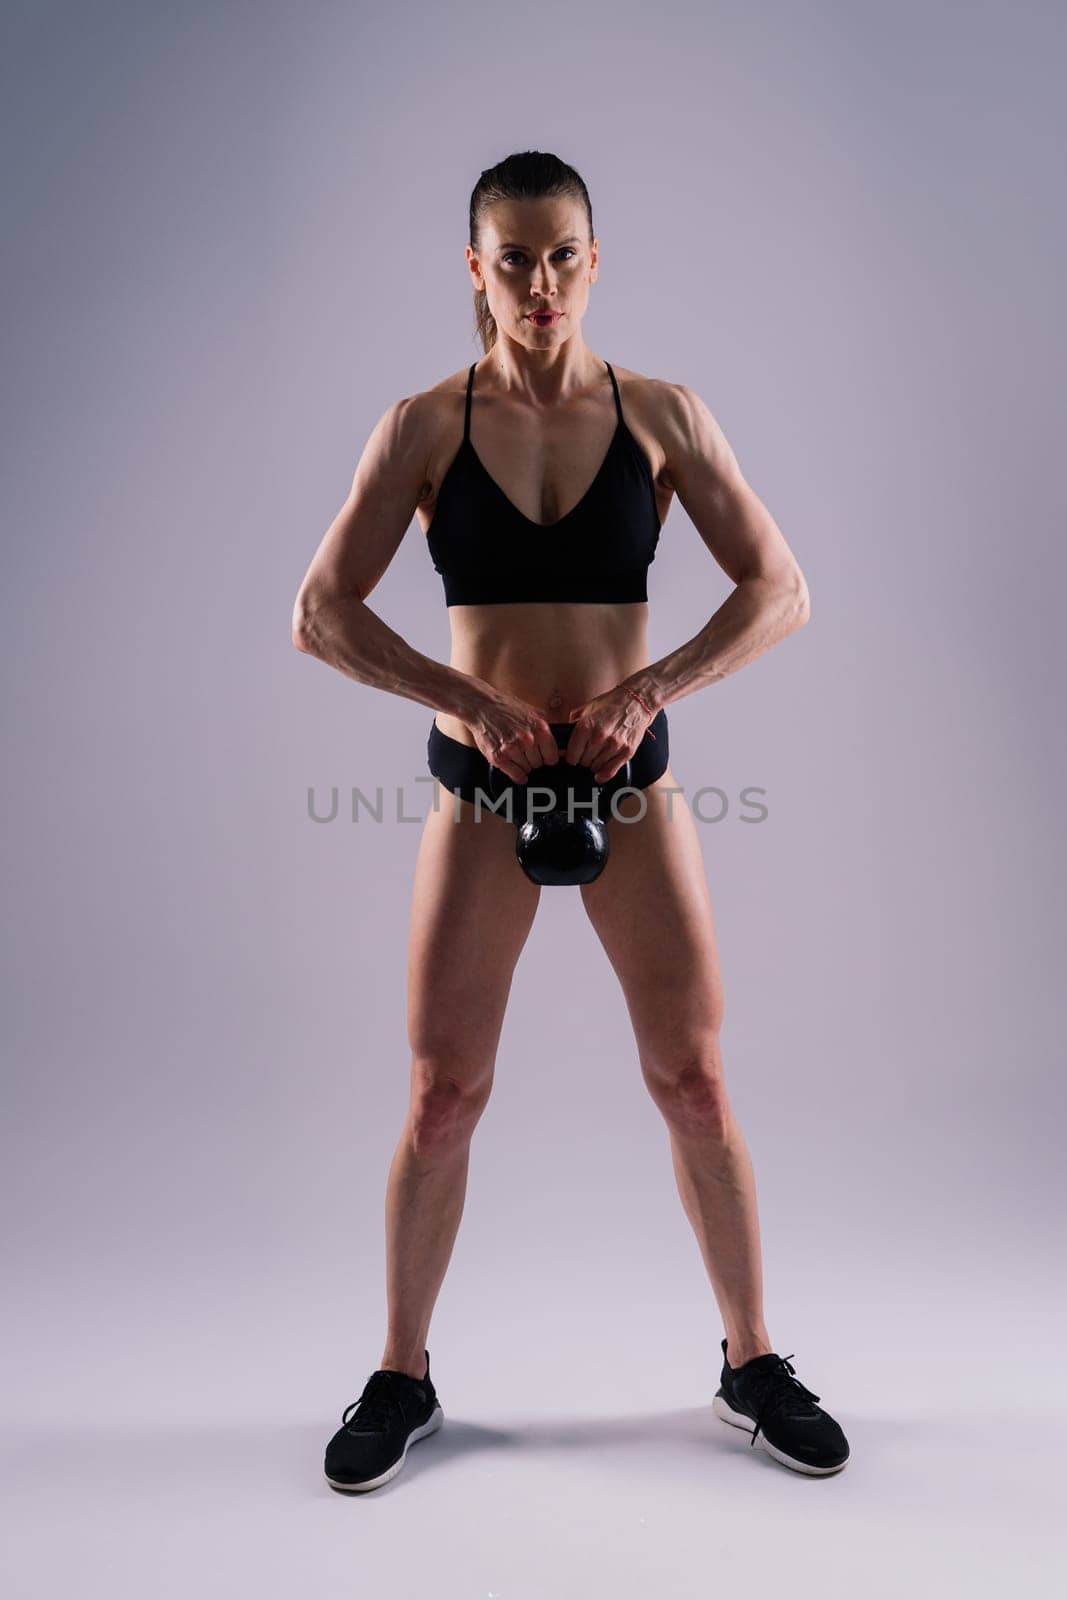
[626,383,810,712]
[292,393,495,722]
[295,592,493,720]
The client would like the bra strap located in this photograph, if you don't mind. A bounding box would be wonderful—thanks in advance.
[463,363,476,443]
[604,360,624,425]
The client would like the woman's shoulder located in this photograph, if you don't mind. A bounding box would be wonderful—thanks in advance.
[605,362,689,486]
[607,360,685,416]
[374,370,471,496]
[397,366,472,450]
[421,364,475,396]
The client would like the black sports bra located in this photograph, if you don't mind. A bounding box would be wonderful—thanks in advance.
[425,359,661,605]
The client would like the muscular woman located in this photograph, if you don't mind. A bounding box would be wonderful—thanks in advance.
[292,151,849,1491]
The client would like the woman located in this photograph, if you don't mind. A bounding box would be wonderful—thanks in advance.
[293,151,849,1491]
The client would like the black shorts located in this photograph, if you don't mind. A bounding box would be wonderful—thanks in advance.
[426,709,669,823]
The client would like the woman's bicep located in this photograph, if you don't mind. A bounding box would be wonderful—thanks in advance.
[661,383,806,595]
[293,394,431,622]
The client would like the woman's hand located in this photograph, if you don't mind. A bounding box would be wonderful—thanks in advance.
[563,684,658,783]
[467,693,562,784]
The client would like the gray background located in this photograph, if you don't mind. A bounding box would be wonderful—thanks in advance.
[3,0,1063,1594]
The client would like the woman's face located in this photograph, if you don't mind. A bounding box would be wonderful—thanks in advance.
[468,197,597,347]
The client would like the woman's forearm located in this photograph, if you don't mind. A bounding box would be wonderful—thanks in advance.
[292,592,493,721]
[627,574,809,712]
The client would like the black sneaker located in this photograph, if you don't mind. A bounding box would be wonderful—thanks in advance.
[712,1337,849,1475]
[324,1348,444,1492]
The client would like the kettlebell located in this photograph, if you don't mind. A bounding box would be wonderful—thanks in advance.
[486,732,633,886]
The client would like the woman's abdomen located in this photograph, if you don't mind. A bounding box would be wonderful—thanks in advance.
[435,601,651,746]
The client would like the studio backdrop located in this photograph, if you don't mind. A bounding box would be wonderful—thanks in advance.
[2,2,1063,1596]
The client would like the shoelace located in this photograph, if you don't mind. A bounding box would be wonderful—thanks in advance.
[743,1353,821,1447]
[341,1372,413,1435]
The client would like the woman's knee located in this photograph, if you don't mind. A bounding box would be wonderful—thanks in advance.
[642,1041,731,1138]
[407,1055,494,1153]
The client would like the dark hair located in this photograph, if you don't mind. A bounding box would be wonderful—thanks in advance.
[469,150,594,354]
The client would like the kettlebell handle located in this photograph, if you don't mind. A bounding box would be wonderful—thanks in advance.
[485,746,633,818]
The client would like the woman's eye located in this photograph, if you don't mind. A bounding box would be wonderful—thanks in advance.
[503,248,576,266]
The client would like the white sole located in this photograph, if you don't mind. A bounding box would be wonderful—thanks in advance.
[712,1395,849,1476]
[325,1404,444,1493]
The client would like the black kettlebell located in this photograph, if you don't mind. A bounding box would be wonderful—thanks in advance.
[486,729,633,886]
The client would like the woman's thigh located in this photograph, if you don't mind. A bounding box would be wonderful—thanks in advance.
[407,784,542,1081]
[579,767,725,1079]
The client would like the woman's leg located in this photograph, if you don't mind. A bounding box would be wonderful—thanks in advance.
[380,788,541,1377]
[579,772,773,1367]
